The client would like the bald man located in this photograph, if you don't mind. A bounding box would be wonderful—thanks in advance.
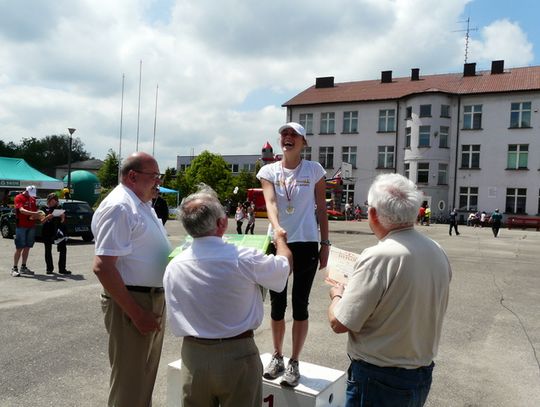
[92,152,172,407]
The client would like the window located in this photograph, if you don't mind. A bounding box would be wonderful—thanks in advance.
[299,113,314,134]
[179,164,190,171]
[405,127,411,148]
[441,104,450,118]
[463,104,482,129]
[419,126,430,147]
[510,102,531,128]
[461,145,480,168]
[419,104,432,117]
[343,111,358,133]
[405,106,412,119]
[342,146,357,168]
[404,163,410,179]
[342,184,355,206]
[507,144,528,169]
[229,164,239,173]
[459,187,478,210]
[438,163,448,185]
[378,109,396,132]
[417,163,429,183]
[506,188,527,214]
[377,146,394,168]
[320,112,335,134]
[301,146,312,161]
[319,146,334,168]
[439,126,449,148]
[242,163,256,172]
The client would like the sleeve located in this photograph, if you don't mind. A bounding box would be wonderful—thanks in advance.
[93,204,133,257]
[238,248,289,292]
[311,161,327,182]
[256,163,274,182]
[333,251,387,332]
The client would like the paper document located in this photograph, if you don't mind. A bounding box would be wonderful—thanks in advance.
[52,209,65,217]
[322,246,360,285]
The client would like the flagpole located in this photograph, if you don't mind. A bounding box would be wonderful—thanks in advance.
[136,59,142,152]
[118,73,125,183]
[152,84,159,156]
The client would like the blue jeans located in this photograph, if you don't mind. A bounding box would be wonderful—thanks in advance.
[346,359,434,407]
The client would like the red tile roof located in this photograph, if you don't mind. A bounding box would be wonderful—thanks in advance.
[283,66,540,106]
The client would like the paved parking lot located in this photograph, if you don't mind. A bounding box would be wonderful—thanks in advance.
[0,218,539,406]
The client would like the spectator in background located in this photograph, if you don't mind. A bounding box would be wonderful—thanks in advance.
[490,209,503,238]
[12,186,42,277]
[480,211,487,227]
[449,208,460,236]
[424,204,431,226]
[245,202,256,234]
[41,193,70,275]
[235,202,245,234]
[152,187,169,225]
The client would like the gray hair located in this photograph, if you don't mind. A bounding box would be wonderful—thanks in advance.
[367,173,421,229]
[179,184,226,237]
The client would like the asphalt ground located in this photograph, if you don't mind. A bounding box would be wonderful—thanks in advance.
[0,218,539,406]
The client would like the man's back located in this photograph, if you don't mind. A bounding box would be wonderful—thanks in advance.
[336,228,451,368]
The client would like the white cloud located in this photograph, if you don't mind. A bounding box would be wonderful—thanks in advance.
[0,0,536,170]
[469,19,534,68]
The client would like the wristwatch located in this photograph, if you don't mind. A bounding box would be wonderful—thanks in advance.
[320,239,331,246]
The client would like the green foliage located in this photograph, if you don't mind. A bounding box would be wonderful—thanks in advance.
[161,167,176,189]
[97,150,119,189]
[227,170,260,203]
[0,134,91,176]
[181,151,233,199]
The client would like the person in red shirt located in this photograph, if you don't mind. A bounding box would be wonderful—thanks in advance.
[12,186,42,277]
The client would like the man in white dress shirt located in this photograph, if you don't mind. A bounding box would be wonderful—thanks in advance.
[164,184,292,407]
[92,152,171,407]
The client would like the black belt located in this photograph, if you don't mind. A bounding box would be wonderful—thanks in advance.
[185,329,254,342]
[125,285,164,293]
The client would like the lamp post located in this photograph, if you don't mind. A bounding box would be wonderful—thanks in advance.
[67,128,76,199]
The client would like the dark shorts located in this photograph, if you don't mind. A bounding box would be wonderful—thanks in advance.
[269,241,319,321]
[15,227,36,249]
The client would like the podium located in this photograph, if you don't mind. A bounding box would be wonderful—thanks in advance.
[167,353,346,407]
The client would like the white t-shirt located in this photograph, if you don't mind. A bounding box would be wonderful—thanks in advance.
[164,236,290,338]
[92,184,172,287]
[257,160,326,243]
[334,227,452,368]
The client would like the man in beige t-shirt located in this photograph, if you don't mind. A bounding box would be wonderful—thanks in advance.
[327,173,451,407]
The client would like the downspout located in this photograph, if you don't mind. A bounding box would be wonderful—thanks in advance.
[452,96,461,209]
[394,100,399,173]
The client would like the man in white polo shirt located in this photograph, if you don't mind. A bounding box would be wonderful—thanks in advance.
[164,184,292,407]
[92,152,171,407]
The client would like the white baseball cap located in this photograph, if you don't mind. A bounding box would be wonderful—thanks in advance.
[278,122,306,137]
[25,185,37,197]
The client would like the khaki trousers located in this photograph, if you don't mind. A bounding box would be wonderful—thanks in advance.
[101,290,165,407]
[179,336,263,407]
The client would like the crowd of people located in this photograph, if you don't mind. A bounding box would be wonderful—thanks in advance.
[6,122,464,407]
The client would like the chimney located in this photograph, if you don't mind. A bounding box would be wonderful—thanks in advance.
[491,60,504,74]
[315,76,334,88]
[381,70,392,83]
[411,68,420,81]
[463,63,476,77]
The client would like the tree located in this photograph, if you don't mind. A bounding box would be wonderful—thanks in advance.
[161,167,177,189]
[97,150,119,188]
[228,170,260,203]
[181,151,233,199]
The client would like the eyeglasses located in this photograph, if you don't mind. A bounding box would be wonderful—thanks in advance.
[133,170,161,180]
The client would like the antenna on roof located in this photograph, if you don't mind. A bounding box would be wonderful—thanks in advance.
[453,17,478,63]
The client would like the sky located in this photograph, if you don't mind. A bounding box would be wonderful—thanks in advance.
[0,0,538,170]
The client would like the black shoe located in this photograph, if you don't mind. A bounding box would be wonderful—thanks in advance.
[46,270,54,274]
[59,270,72,275]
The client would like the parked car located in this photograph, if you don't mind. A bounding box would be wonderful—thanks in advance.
[0,199,94,242]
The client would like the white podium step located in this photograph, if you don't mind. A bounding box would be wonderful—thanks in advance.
[167,353,346,407]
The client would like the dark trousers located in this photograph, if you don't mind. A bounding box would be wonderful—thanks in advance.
[236,221,243,234]
[245,222,255,234]
[492,223,501,237]
[449,222,459,235]
[346,359,434,407]
[44,240,67,272]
